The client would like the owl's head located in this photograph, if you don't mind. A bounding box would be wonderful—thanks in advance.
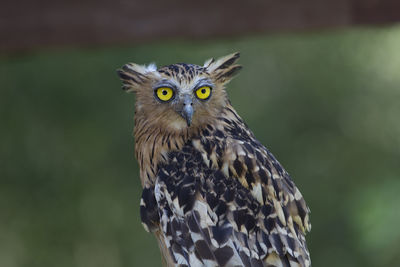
[117,52,241,132]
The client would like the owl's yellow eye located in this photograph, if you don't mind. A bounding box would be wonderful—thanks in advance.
[156,87,174,102]
[195,86,211,100]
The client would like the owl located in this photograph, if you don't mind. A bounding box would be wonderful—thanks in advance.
[117,53,311,267]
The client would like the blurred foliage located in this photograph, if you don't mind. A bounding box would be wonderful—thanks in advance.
[1,25,400,267]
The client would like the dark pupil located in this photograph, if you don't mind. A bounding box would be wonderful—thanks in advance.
[201,88,206,94]
[162,90,168,95]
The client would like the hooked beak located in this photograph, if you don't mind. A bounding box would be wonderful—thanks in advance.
[181,95,193,126]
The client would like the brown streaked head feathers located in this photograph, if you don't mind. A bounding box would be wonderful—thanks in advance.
[117,52,241,133]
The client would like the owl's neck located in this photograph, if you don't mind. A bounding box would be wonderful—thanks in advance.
[133,103,244,187]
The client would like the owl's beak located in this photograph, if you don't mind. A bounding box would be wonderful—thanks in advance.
[181,95,193,126]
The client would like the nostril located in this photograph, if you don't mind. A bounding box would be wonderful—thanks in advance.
[190,103,193,106]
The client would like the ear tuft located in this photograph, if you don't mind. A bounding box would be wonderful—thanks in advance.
[205,52,241,84]
[117,63,157,93]
[203,57,215,68]
[215,65,242,84]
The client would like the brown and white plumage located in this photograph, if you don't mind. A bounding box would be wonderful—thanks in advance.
[118,53,311,267]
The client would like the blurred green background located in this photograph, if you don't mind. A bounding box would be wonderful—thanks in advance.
[1,26,400,267]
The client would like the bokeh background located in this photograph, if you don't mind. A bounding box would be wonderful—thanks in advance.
[1,1,400,267]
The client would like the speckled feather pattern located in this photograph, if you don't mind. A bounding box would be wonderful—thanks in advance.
[118,53,311,267]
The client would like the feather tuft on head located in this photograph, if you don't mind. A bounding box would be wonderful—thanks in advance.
[117,62,158,93]
[205,52,242,85]
[146,63,157,72]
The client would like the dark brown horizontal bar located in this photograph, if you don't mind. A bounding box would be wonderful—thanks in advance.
[1,0,400,52]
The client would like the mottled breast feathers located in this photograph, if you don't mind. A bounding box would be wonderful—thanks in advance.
[139,107,311,267]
